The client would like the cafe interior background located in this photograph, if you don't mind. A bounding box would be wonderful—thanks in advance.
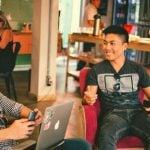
[0,0,149,101]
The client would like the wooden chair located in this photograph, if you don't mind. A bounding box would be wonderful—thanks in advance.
[0,42,21,101]
[79,67,145,149]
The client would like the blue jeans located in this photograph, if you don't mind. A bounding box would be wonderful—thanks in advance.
[97,108,150,150]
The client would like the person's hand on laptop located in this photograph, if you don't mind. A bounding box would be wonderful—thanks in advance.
[0,118,36,140]
[0,109,43,141]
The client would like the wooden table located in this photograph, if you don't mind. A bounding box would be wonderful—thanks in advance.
[70,33,150,52]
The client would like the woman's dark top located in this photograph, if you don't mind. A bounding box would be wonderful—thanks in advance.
[0,35,13,73]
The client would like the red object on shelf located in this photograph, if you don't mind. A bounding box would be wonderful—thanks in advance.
[123,24,133,34]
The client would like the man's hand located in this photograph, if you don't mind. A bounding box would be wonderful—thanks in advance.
[144,107,150,117]
[7,119,35,140]
[83,86,98,105]
[84,91,98,105]
[143,100,150,117]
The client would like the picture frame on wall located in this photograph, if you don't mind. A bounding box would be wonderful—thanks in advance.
[98,0,108,16]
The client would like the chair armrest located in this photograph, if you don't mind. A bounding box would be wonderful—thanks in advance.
[83,99,101,145]
[79,67,91,95]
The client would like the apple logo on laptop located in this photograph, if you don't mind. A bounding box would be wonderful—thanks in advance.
[54,120,60,130]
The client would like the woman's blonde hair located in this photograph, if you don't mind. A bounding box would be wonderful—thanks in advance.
[0,11,11,29]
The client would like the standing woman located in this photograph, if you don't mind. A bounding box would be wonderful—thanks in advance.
[0,11,14,73]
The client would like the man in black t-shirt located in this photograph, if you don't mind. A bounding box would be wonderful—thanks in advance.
[83,25,150,150]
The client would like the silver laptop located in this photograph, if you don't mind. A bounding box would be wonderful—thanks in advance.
[14,101,74,150]
[36,100,73,150]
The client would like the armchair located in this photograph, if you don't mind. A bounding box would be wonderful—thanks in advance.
[79,67,145,149]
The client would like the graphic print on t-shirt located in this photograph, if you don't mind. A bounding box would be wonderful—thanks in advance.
[98,73,139,93]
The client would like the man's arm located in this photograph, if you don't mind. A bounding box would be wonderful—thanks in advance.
[87,20,104,29]
[143,87,150,100]
[83,85,98,105]
[20,106,43,126]
[142,87,150,115]
[20,106,32,118]
[87,20,94,27]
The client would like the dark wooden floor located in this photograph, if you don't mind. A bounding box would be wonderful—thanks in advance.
[0,55,85,142]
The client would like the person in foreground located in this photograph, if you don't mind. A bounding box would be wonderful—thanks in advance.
[0,92,42,149]
[0,92,91,150]
[83,25,150,150]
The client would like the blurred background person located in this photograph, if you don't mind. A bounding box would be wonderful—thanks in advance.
[0,11,14,73]
[76,0,104,71]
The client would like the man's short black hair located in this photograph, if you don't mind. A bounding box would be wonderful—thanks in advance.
[103,25,129,43]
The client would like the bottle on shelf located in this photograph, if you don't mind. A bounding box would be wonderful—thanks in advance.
[93,13,101,36]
